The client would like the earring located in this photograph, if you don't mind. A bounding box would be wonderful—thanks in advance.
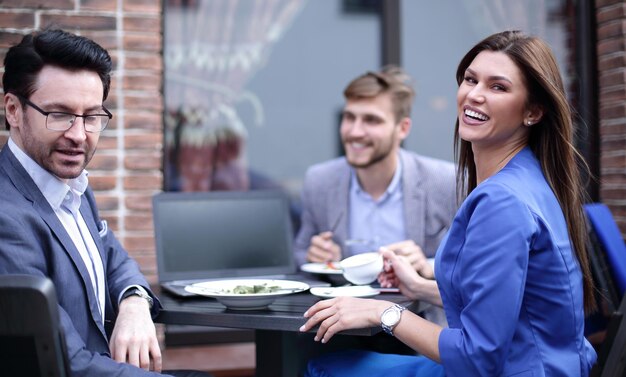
[527,120,533,126]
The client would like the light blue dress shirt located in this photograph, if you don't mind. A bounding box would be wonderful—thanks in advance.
[348,155,405,255]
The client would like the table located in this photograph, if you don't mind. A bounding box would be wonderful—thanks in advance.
[156,290,426,376]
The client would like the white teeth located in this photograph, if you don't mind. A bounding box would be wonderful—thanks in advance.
[350,142,366,148]
[464,109,489,121]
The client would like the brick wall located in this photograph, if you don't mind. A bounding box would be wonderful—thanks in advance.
[0,0,164,283]
[597,0,626,237]
[0,1,624,280]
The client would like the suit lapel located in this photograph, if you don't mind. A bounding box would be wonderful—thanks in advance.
[1,147,107,338]
[400,150,425,246]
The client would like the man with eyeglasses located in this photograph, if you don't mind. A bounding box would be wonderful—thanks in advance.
[0,29,210,377]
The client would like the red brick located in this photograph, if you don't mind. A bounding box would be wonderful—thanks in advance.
[123,0,161,14]
[598,53,626,70]
[124,53,163,71]
[94,194,119,211]
[597,0,625,8]
[597,3,626,24]
[123,73,161,91]
[125,193,154,211]
[598,20,626,41]
[123,234,155,253]
[124,112,162,131]
[81,0,116,11]
[97,135,118,150]
[123,33,161,53]
[125,152,161,170]
[129,252,157,276]
[89,175,117,191]
[40,14,116,31]
[124,174,162,190]
[125,94,163,112]
[600,187,626,201]
[88,154,118,170]
[0,12,34,28]
[599,85,626,102]
[125,213,154,231]
[598,38,626,56]
[600,102,626,119]
[124,16,160,32]
[599,69,626,87]
[599,135,626,152]
[601,123,626,137]
[601,172,626,185]
[600,152,626,168]
[125,132,162,149]
[0,0,73,9]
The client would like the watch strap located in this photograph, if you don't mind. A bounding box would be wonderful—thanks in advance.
[121,287,153,309]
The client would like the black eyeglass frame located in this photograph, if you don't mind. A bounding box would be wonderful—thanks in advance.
[16,95,113,133]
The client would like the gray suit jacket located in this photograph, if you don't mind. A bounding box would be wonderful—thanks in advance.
[294,149,457,266]
[0,146,166,376]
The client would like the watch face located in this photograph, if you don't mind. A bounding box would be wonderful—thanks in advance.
[382,307,400,326]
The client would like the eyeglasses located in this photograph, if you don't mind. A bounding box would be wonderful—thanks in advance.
[18,95,112,133]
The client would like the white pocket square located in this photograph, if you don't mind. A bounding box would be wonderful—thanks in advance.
[98,220,108,237]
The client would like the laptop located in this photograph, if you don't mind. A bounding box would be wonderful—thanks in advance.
[153,190,327,297]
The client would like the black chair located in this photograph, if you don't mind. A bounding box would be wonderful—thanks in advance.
[0,274,70,377]
[591,293,626,377]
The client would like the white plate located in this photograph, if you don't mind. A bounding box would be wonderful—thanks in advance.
[310,285,380,298]
[300,262,343,275]
[185,279,310,310]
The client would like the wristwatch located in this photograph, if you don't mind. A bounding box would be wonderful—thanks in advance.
[381,304,406,336]
[121,287,153,309]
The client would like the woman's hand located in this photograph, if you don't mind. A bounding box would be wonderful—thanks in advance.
[379,248,443,306]
[382,240,434,278]
[300,297,391,343]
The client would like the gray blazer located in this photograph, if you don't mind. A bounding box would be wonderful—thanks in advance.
[0,146,165,376]
[294,149,457,266]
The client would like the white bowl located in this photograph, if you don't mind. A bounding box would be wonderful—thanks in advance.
[339,252,383,285]
[184,279,310,310]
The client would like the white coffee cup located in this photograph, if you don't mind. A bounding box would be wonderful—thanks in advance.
[339,252,384,285]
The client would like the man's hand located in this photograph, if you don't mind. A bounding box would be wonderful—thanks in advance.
[383,240,434,278]
[306,231,341,263]
[109,296,162,372]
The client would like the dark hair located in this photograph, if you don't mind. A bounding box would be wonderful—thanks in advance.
[3,29,112,130]
[454,30,595,312]
[343,65,415,123]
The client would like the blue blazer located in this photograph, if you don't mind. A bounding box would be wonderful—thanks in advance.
[294,149,457,266]
[435,147,596,376]
[0,146,165,376]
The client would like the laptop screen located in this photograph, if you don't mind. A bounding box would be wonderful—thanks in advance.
[153,190,296,282]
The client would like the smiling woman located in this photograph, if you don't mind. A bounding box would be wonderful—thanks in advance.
[300,30,597,377]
